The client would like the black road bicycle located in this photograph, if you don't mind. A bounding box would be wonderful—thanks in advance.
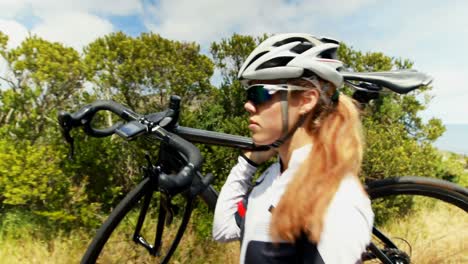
[58,70,467,264]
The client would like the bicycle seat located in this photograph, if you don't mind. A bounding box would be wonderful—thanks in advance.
[341,70,433,94]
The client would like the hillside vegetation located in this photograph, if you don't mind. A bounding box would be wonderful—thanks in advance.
[0,31,466,262]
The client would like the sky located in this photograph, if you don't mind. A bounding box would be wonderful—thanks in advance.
[0,0,467,125]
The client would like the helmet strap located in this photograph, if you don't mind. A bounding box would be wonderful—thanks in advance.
[280,91,289,136]
[269,91,307,148]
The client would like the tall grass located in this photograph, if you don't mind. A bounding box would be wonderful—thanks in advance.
[0,231,88,263]
[0,217,240,263]
[1,197,466,263]
[373,196,467,263]
[0,231,240,264]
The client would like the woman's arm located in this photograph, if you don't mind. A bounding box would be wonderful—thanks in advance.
[212,156,257,242]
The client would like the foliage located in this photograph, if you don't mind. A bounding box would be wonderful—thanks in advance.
[83,31,214,111]
[0,32,8,51]
[0,139,101,229]
[0,31,464,241]
[439,152,468,184]
[0,34,85,143]
[210,33,268,117]
[77,32,216,214]
[0,139,66,207]
[338,43,447,182]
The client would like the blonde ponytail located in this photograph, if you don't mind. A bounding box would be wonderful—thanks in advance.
[270,93,364,243]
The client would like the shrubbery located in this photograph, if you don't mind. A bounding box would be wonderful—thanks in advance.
[0,31,463,239]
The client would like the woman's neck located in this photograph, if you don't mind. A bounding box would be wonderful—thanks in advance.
[277,126,313,172]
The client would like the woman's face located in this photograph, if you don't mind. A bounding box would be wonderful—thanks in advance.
[245,91,284,145]
[244,80,305,145]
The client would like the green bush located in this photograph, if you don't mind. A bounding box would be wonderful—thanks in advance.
[0,138,103,230]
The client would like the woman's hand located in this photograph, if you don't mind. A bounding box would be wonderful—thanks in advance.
[243,148,277,165]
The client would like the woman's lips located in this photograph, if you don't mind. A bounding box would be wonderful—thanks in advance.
[248,119,259,130]
[249,119,259,125]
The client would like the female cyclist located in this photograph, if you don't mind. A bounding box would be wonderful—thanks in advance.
[213,33,374,263]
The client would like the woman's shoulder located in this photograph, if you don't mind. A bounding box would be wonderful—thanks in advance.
[334,175,370,204]
[327,174,374,226]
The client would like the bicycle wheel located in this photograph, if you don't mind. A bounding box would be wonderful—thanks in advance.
[363,176,468,264]
[81,176,196,264]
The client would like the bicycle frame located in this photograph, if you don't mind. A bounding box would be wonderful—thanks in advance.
[60,69,463,264]
[131,140,219,262]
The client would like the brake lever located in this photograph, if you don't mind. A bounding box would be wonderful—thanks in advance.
[58,111,75,159]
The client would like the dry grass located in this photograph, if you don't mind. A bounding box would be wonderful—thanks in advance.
[0,231,88,263]
[1,198,466,263]
[90,219,240,264]
[373,197,467,263]
[0,222,239,264]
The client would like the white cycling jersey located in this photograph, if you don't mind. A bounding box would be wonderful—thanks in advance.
[213,144,374,264]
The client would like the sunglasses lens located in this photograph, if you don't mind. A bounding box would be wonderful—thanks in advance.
[247,85,272,105]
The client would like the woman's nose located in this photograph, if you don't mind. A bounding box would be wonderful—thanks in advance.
[244,101,256,114]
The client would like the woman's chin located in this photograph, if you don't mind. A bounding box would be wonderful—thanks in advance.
[252,135,276,146]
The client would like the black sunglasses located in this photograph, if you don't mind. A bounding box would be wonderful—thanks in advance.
[246,84,308,106]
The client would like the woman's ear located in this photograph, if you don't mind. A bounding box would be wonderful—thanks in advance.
[299,89,319,115]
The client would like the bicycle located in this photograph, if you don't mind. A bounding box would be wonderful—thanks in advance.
[58,70,468,264]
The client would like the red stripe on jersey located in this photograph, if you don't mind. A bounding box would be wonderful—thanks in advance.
[237,200,247,218]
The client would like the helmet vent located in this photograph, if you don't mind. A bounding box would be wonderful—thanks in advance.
[318,47,338,59]
[272,37,310,47]
[290,43,314,54]
[302,69,318,78]
[319,37,340,45]
[257,57,294,70]
[243,51,268,72]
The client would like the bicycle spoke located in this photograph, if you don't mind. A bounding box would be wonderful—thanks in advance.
[368,195,467,264]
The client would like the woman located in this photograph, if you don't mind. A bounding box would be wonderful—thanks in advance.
[213,33,374,263]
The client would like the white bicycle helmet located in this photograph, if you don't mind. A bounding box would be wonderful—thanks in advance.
[239,33,344,147]
[238,33,344,88]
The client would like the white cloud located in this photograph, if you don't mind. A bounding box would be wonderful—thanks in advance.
[296,0,377,17]
[0,0,143,18]
[375,10,465,70]
[0,0,28,19]
[31,12,114,51]
[421,69,468,124]
[143,0,376,44]
[0,1,144,51]
[0,1,141,90]
[0,0,466,125]
[350,1,468,124]
[142,0,467,125]
[0,20,28,90]
[28,0,142,18]
[0,19,29,49]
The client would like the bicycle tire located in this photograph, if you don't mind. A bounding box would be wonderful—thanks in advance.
[367,176,468,211]
[81,177,152,263]
[364,176,468,263]
[81,175,199,264]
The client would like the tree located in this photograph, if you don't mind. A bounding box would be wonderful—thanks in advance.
[179,34,271,185]
[83,31,214,112]
[210,33,268,117]
[208,34,448,183]
[70,32,217,213]
[338,43,446,180]
[0,31,459,234]
[0,33,103,229]
[0,139,102,228]
[0,32,85,143]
